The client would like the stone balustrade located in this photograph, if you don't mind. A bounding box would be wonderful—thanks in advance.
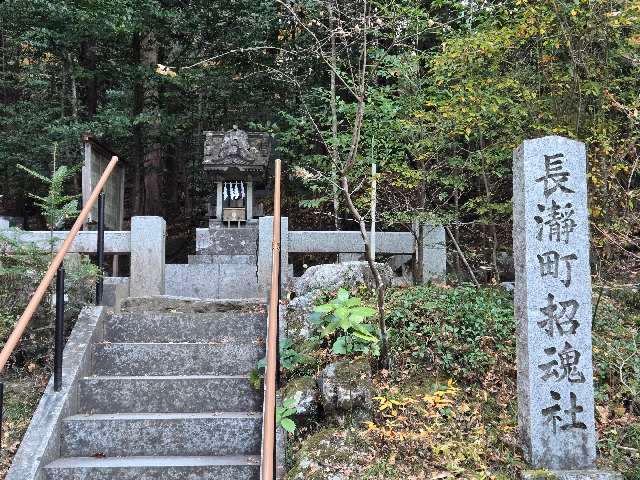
[0,216,166,299]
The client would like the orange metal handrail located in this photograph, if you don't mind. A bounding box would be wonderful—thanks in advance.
[261,158,282,479]
[0,156,119,373]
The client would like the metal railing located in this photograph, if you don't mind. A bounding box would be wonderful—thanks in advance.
[261,158,282,479]
[0,156,118,447]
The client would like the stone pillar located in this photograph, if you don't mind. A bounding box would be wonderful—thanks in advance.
[130,216,166,297]
[419,224,446,283]
[0,216,9,230]
[216,181,223,220]
[514,136,619,479]
[338,253,362,262]
[258,216,289,298]
[246,181,253,220]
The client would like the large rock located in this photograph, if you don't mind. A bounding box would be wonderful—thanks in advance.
[285,291,322,344]
[281,376,320,425]
[294,261,393,297]
[317,358,373,422]
[286,428,365,480]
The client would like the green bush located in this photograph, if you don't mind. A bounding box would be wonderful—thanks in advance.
[592,295,639,409]
[386,284,515,381]
[250,339,309,389]
[310,288,380,357]
[0,160,98,371]
[0,232,99,370]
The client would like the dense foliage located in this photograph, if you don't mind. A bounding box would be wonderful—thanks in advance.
[386,284,514,380]
[284,283,640,478]
[0,0,636,278]
[0,1,638,475]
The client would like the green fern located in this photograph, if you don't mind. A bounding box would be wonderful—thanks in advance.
[17,158,80,230]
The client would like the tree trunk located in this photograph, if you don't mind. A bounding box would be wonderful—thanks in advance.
[341,175,388,367]
[66,53,83,194]
[141,32,162,216]
[454,189,461,275]
[328,1,340,230]
[132,33,145,215]
[481,171,500,283]
[80,39,98,117]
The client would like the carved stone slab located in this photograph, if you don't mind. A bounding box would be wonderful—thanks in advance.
[513,136,596,470]
[202,126,272,175]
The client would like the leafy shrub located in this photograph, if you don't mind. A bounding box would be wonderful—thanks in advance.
[592,295,639,409]
[0,160,98,371]
[250,339,308,389]
[310,288,379,357]
[276,396,299,433]
[0,232,99,370]
[386,284,515,381]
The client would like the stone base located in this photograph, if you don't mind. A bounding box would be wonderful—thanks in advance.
[188,254,255,265]
[165,263,258,299]
[196,225,258,256]
[522,470,623,480]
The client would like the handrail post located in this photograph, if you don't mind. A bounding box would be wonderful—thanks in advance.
[0,380,4,449]
[95,192,105,305]
[261,159,282,480]
[54,264,65,392]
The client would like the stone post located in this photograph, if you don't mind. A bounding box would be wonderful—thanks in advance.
[337,253,362,262]
[258,216,289,298]
[216,182,223,220]
[246,181,253,220]
[0,216,9,230]
[513,136,620,479]
[419,224,446,283]
[130,216,166,297]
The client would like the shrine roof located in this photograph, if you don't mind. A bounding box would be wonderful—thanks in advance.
[202,126,273,173]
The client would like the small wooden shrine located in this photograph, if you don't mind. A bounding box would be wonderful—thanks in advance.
[203,125,273,226]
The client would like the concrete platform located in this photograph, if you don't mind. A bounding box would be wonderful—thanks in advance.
[105,312,266,342]
[79,375,262,414]
[522,470,623,479]
[93,342,263,376]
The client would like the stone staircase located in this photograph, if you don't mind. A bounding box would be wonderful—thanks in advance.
[43,298,266,479]
[165,225,260,299]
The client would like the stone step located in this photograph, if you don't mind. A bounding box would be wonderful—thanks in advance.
[121,296,265,314]
[79,375,262,414]
[165,264,259,299]
[105,312,266,343]
[188,254,256,265]
[93,342,264,376]
[44,455,260,480]
[60,412,262,458]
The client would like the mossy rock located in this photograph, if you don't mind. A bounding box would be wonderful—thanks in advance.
[317,357,373,422]
[285,290,323,345]
[294,261,393,297]
[285,427,366,480]
[281,376,320,424]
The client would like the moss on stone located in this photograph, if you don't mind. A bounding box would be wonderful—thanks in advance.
[333,357,372,387]
[523,470,560,480]
[285,427,362,480]
[282,376,317,398]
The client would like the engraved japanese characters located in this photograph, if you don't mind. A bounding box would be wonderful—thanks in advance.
[513,136,596,470]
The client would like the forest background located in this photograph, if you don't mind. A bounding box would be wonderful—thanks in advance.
[0,0,638,282]
[0,1,639,477]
